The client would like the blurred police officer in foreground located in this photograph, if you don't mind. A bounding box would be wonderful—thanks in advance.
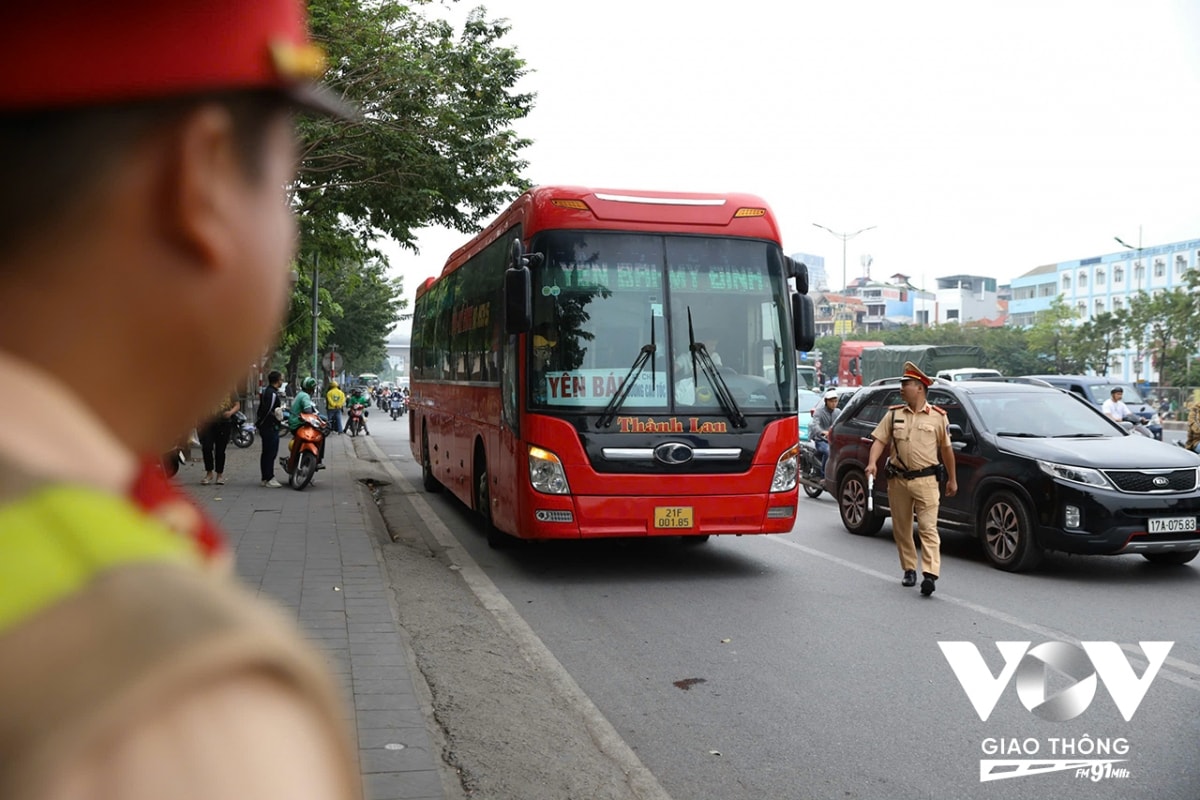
[0,2,361,797]
[864,362,957,597]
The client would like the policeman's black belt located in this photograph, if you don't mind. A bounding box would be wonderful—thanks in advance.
[886,464,942,480]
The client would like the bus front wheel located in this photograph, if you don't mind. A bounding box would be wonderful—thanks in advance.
[474,446,509,549]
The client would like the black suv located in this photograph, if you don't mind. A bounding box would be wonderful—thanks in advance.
[824,380,1200,572]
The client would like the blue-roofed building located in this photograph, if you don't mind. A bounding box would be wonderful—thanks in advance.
[1009,237,1200,381]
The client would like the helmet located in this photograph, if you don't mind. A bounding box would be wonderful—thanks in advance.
[330,380,338,389]
[301,376,317,392]
[823,389,839,401]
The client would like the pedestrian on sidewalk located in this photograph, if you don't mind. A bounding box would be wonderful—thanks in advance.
[198,389,240,485]
[258,370,286,487]
[0,3,361,798]
[326,380,346,434]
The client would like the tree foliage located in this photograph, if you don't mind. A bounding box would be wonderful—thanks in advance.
[271,0,534,386]
[300,0,534,249]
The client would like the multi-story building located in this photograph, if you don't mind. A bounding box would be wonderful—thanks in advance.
[855,274,916,331]
[911,274,1001,326]
[1009,237,1200,380]
[812,291,867,336]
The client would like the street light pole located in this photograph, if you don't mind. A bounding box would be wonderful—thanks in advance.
[1114,226,1144,289]
[813,223,877,291]
[1113,227,1144,383]
[1114,226,1143,258]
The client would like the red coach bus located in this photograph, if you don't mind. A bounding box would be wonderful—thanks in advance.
[409,186,815,546]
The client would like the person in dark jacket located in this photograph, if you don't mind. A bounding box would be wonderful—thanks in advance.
[257,370,285,487]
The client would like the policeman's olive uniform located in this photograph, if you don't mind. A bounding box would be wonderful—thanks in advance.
[870,402,950,577]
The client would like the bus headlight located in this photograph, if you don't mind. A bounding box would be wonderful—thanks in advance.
[772,443,800,492]
[529,446,570,494]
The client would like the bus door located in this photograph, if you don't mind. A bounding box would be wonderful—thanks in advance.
[492,333,522,535]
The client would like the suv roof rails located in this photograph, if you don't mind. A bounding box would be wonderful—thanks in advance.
[972,376,1056,388]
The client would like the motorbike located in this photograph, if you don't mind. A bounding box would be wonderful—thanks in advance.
[389,394,405,420]
[231,409,256,449]
[799,437,826,499]
[278,411,329,490]
[346,402,368,437]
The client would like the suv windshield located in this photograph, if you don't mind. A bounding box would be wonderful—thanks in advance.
[970,390,1120,437]
[528,231,797,415]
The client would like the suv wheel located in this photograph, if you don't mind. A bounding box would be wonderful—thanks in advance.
[980,490,1042,572]
[837,468,884,536]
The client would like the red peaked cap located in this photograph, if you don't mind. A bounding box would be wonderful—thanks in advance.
[901,361,933,387]
[0,0,352,117]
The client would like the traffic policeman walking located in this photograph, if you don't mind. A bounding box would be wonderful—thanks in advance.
[864,362,957,596]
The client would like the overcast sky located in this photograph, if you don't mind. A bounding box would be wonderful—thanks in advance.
[385,0,1200,335]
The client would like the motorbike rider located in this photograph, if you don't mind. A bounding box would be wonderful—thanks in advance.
[348,385,371,435]
[288,377,326,463]
[810,389,841,475]
[1101,386,1133,423]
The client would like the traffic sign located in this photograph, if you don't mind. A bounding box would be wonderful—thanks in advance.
[321,351,343,372]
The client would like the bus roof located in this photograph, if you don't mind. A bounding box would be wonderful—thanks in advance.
[414,186,783,301]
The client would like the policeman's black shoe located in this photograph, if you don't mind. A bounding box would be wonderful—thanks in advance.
[920,573,937,596]
[901,570,917,587]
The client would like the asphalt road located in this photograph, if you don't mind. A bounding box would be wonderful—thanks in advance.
[368,415,1200,800]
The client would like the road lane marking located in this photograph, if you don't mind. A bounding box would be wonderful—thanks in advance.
[765,536,1200,689]
[362,436,675,800]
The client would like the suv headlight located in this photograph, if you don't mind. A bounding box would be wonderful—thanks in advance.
[772,443,800,492]
[1037,459,1110,489]
[529,446,570,494]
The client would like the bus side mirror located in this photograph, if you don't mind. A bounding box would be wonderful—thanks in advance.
[792,292,815,353]
[505,237,534,334]
[505,266,531,335]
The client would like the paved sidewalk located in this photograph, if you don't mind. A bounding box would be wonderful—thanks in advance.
[179,433,449,800]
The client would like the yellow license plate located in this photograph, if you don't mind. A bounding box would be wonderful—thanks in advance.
[654,506,693,529]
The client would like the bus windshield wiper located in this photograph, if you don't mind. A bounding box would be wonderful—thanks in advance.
[685,314,745,429]
[596,344,656,429]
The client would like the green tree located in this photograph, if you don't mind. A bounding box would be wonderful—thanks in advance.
[1072,312,1122,375]
[1127,288,1198,387]
[271,0,535,385]
[300,0,534,248]
[1025,295,1078,373]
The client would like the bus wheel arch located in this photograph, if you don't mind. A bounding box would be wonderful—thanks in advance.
[474,438,509,549]
[421,423,441,493]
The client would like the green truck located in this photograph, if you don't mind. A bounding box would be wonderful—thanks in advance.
[858,344,987,385]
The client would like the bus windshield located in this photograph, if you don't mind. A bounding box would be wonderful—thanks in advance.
[529,231,797,415]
